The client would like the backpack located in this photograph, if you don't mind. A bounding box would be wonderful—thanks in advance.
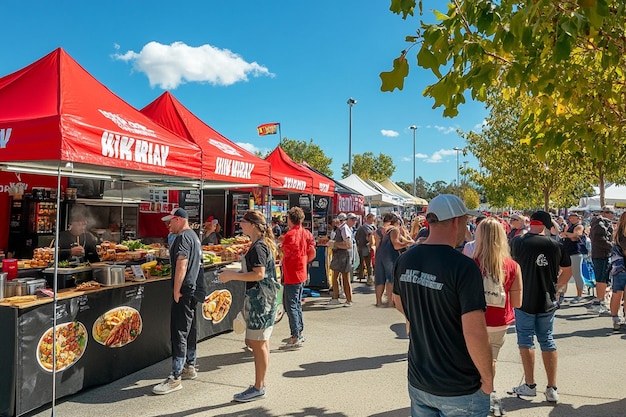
[483,273,506,308]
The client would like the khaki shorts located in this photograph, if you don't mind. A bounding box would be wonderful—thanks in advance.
[246,326,274,341]
[488,328,507,360]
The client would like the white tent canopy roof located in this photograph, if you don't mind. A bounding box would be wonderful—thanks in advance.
[380,178,428,205]
[339,174,402,207]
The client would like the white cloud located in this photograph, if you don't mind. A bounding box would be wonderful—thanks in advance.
[113,41,274,89]
[381,129,399,137]
[473,119,488,131]
[427,148,458,163]
[402,153,429,162]
[433,125,457,135]
[113,43,120,50]
[236,142,261,154]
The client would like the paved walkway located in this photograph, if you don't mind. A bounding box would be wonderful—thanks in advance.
[26,281,625,417]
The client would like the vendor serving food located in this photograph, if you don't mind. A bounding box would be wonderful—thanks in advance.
[58,212,100,263]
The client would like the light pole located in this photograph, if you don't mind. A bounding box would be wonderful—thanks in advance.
[409,125,418,196]
[463,160,468,184]
[453,147,461,189]
[347,97,357,176]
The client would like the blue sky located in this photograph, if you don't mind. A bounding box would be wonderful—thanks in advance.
[3,1,487,188]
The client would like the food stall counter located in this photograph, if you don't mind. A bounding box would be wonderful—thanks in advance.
[0,263,244,417]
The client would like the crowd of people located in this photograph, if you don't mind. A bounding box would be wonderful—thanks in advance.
[150,198,626,417]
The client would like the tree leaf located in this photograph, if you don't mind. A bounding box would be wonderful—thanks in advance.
[380,56,409,92]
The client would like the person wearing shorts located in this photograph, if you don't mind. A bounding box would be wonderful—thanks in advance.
[328,213,357,306]
[219,210,279,402]
[374,214,412,307]
[473,217,523,415]
[509,210,571,403]
[590,206,614,314]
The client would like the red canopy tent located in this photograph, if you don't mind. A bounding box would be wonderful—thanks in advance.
[265,147,313,194]
[0,48,202,180]
[140,92,270,186]
[265,147,334,197]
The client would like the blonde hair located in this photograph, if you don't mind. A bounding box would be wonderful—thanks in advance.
[242,210,277,258]
[473,217,510,284]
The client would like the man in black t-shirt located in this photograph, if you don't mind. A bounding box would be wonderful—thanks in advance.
[153,208,205,395]
[508,210,571,403]
[393,194,492,416]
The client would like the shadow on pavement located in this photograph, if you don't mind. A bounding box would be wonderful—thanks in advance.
[390,322,409,339]
[502,396,626,417]
[157,405,349,417]
[369,407,410,417]
[282,353,406,378]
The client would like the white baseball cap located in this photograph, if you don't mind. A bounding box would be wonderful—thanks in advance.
[426,194,479,222]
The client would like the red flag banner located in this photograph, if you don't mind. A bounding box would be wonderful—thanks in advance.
[257,123,279,136]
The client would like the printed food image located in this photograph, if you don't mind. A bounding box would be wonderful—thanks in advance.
[202,290,232,324]
[92,306,143,347]
[37,321,87,372]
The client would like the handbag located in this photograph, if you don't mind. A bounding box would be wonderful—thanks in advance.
[483,274,506,308]
[582,259,596,288]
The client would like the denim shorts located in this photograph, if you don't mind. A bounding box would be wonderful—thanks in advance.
[408,383,490,417]
[612,271,626,292]
[514,308,556,351]
[592,257,610,284]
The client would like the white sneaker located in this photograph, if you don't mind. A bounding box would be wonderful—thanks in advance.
[339,292,346,299]
[181,364,197,380]
[327,299,341,305]
[152,375,182,395]
[508,383,536,397]
[545,386,559,403]
[366,276,374,286]
[613,317,621,331]
[344,301,352,307]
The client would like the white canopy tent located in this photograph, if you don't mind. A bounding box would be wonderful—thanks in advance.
[380,178,428,205]
[366,179,412,207]
[339,174,402,207]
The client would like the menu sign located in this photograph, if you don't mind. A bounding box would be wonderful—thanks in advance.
[179,189,201,231]
[232,193,251,235]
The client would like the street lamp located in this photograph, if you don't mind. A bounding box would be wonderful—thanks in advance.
[463,160,469,184]
[453,147,461,189]
[409,125,418,196]
[347,97,357,176]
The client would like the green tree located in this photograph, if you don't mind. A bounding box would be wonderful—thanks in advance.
[381,0,626,205]
[460,185,480,210]
[463,93,594,210]
[269,138,333,177]
[427,180,456,199]
[341,152,395,181]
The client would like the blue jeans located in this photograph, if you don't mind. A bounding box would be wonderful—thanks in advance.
[408,383,490,417]
[514,308,556,351]
[284,282,304,339]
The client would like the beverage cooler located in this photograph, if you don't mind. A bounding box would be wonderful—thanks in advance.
[8,196,57,259]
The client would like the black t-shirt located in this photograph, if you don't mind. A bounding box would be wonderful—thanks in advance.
[58,230,100,263]
[244,238,272,290]
[510,233,571,314]
[170,229,205,301]
[392,244,486,396]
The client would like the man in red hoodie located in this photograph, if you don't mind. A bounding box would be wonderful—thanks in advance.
[280,206,316,348]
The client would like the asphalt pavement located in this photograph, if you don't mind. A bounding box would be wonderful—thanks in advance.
[25,279,626,417]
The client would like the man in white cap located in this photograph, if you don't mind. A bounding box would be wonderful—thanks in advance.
[153,208,206,395]
[392,194,493,416]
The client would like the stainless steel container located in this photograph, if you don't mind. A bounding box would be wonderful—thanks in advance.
[5,281,18,297]
[0,272,6,301]
[43,266,93,289]
[93,265,125,286]
[25,278,46,295]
